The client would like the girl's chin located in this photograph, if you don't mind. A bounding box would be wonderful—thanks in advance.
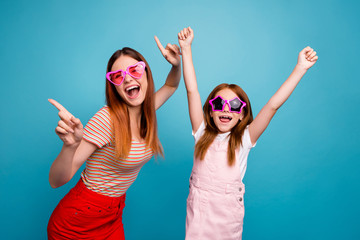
[215,122,235,133]
[216,126,232,133]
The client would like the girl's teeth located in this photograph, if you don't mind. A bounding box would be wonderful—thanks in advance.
[220,116,232,120]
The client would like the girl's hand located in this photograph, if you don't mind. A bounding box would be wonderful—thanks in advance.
[154,36,181,67]
[48,99,83,147]
[178,27,194,49]
[297,46,318,70]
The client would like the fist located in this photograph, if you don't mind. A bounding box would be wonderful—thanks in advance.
[178,27,194,49]
[297,46,318,70]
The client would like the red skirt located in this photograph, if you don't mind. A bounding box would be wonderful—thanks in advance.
[47,178,126,240]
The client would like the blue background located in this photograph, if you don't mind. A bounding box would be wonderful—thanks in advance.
[1,0,359,239]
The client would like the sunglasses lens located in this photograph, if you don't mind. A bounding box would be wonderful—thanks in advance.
[110,71,124,85]
[212,96,224,111]
[128,63,145,78]
[229,98,242,112]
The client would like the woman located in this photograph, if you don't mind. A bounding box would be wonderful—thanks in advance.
[47,36,181,239]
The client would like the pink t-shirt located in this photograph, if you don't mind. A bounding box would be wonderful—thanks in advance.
[192,121,256,182]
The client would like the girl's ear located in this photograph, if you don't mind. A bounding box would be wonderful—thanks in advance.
[210,111,213,118]
[239,111,245,120]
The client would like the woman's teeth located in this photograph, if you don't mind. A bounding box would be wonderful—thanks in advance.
[125,86,140,98]
[126,86,139,92]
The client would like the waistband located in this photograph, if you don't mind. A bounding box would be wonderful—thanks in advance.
[72,178,125,208]
[189,173,245,194]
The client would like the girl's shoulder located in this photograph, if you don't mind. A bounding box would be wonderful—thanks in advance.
[241,125,256,149]
[193,121,206,141]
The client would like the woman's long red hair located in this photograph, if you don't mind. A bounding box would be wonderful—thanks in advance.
[105,47,163,158]
[194,84,253,166]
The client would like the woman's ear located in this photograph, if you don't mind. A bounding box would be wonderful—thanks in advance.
[210,111,213,118]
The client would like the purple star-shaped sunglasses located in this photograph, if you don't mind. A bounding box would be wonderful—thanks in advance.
[209,95,246,114]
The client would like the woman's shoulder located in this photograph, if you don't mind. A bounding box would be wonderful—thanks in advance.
[83,105,112,148]
[98,105,110,114]
[93,105,110,118]
[87,105,111,127]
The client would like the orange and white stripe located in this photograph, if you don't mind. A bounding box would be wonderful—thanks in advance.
[81,106,153,197]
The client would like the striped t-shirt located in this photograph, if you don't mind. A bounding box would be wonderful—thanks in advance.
[81,106,153,197]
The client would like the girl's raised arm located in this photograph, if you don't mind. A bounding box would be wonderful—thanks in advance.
[154,36,181,110]
[48,99,97,188]
[179,27,204,133]
[249,47,318,144]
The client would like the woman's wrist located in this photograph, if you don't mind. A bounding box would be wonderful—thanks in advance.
[171,62,181,68]
[62,141,80,150]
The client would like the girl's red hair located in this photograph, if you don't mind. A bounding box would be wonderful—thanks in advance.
[195,83,253,166]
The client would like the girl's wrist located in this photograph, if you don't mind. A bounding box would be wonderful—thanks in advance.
[294,63,308,73]
[181,45,192,53]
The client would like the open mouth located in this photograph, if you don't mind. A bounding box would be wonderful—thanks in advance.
[125,85,140,99]
[219,115,232,123]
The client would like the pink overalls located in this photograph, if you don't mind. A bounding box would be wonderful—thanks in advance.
[186,122,255,240]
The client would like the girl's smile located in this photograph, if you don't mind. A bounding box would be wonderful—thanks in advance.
[218,114,233,123]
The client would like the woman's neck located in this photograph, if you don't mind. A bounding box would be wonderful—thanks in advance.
[127,105,143,141]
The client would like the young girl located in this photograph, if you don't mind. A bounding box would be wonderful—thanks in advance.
[178,27,318,239]
[47,36,181,239]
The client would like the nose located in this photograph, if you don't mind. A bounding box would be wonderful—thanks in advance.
[123,73,133,83]
[223,102,230,112]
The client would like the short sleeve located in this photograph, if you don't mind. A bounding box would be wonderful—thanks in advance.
[242,125,256,149]
[83,106,112,148]
[192,121,206,142]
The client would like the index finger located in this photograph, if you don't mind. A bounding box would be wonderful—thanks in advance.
[154,36,166,55]
[48,99,72,116]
